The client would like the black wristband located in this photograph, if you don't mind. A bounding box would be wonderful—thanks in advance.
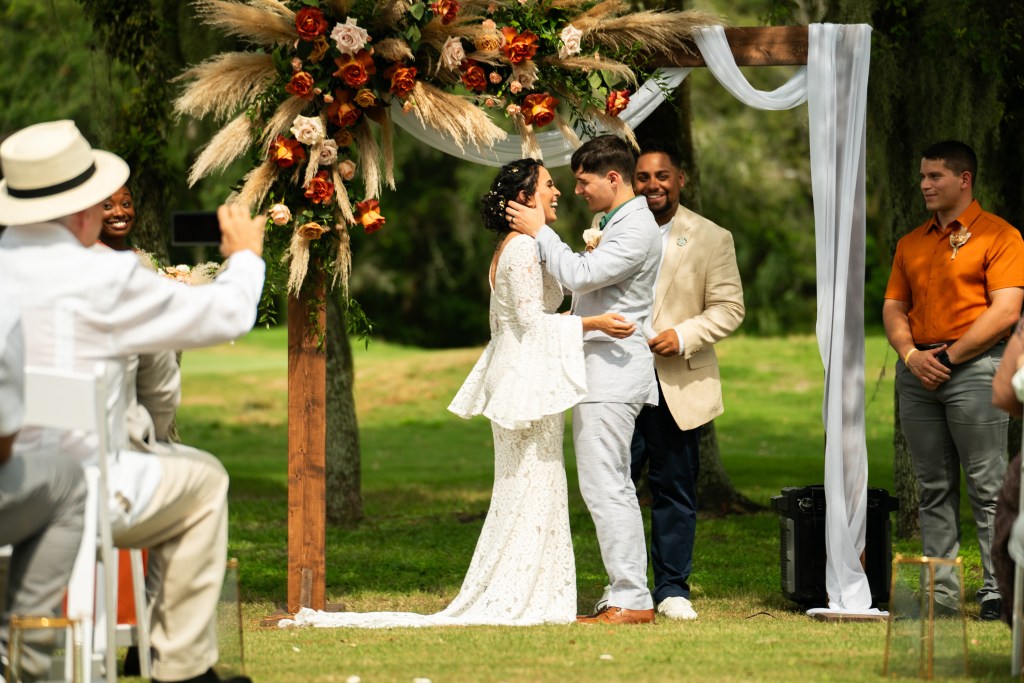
[935,350,954,370]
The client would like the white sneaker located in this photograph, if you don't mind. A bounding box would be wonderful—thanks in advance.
[593,584,612,614]
[657,596,698,621]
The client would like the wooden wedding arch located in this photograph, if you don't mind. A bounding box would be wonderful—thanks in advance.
[285,25,814,614]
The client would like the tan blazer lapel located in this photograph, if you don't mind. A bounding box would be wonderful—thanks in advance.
[652,212,693,324]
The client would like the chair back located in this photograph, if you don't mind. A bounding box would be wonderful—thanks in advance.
[21,363,119,683]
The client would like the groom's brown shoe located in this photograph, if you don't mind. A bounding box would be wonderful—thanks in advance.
[577,606,655,625]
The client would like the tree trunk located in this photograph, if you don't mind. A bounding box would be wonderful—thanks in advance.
[325,294,363,525]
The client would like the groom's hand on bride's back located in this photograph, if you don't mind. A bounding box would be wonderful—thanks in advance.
[506,194,545,237]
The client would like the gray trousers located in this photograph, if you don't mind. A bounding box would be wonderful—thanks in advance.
[573,402,653,611]
[896,344,1008,606]
[0,451,86,680]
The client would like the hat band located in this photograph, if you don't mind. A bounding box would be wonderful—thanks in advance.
[7,163,97,199]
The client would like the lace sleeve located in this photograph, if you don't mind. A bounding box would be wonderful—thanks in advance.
[448,236,587,429]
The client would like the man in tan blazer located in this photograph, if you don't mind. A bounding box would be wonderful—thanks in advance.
[629,140,744,620]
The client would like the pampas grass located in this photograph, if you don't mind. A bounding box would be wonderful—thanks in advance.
[332,222,353,294]
[577,10,719,59]
[374,38,415,63]
[174,52,277,121]
[405,82,507,153]
[232,160,279,213]
[352,120,383,200]
[332,170,355,224]
[194,0,297,47]
[258,96,311,152]
[188,114,254,186]
[370,0,412,34]
[545,55,636,87]
[285,229,312,296]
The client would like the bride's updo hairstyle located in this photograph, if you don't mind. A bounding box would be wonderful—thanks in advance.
[481,158,543,236]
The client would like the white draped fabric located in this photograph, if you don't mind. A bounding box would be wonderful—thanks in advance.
[394,23,876,614]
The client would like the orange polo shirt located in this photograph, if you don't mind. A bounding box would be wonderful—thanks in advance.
[884,200,1024,344]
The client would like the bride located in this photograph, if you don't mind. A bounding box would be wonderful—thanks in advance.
[283,159,636,628]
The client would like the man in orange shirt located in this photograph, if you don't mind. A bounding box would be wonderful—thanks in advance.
[884,140,1024,620]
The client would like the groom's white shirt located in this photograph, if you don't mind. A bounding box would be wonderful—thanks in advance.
[533,196,662,404]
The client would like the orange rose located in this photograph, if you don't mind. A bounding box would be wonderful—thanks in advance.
[521,92,558,128]
[304,170,335,205]
[430,0,460,24]
[605,89,630,117]
[297,221,329,240]
[500,27,538,65]
[355,199,386,233]
[295,7,329,41]
[333,49,376,89]
[268,135,306,168]
[385,64,418,99]
[354,88,377,108]
[326,89,362,128]
[285,71,315,100]
[461,61,487,93]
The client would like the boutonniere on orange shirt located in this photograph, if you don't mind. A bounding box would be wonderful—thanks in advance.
[582,227,602,252]
[949,226,972,260]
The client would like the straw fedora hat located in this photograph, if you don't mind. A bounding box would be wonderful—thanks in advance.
[0,120,129,226]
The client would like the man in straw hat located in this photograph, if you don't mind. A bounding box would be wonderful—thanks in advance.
[0,120,265,683]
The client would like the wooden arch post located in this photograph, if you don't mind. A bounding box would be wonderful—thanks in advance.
[282,25,810,615]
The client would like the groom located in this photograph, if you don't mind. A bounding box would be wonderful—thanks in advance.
[507,135,662,624]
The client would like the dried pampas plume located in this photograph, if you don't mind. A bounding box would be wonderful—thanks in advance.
[406,82,507,153]
[232,160,279,213]
[374,38,415,63]
[370,0,412,33]
[332,222,353,295]
[511,114,542,160]
[174,52,277,121]
[194,0,298,47]
[590,109,638,151]
[353,120,383,199]
[332,169,355,224]
[285,229,312,296]
[258,96,311,151]
[576,10,719,60]
[189,114,254,186]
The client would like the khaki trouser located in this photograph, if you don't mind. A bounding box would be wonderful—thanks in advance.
[114,445,229,682]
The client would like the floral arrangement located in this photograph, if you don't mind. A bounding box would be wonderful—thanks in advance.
[137,250,223,284]
[174,0,715,296]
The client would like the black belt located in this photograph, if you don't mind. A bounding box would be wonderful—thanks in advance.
[915,341,954,351]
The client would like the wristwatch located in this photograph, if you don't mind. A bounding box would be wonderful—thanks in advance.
[935,350,954,370]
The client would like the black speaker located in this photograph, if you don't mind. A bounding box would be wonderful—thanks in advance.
[770,485,899,608]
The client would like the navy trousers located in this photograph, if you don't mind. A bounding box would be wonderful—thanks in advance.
[631,379,701,603]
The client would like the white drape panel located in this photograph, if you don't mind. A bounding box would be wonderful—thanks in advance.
[808,23,873,613]
[695,24,874,613]
[389,69,691,167]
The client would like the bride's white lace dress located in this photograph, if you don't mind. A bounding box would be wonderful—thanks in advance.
[281,234,586,628]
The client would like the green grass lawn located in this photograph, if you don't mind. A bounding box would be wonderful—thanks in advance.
[168,329,1013,682]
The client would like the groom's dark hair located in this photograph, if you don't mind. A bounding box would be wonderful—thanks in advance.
[481,158,543,236]
[571,135,636,180]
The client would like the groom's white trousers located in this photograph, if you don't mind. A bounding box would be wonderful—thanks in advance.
[573,402,654,611]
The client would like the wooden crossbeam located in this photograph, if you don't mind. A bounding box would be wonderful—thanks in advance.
[666,26,809,67]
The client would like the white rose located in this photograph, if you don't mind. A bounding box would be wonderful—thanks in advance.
[582,227,602,251]
[269,203,292,226]
[337,159,357,181]
[318,139,339,166]
[558,24,583,59]
[440,36,465,71]
[290,115,325,146]
[331,17,370,56]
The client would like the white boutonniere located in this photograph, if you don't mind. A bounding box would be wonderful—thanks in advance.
[582,227,602,252]
[949,226,972,260]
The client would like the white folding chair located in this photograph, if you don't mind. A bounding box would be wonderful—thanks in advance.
[21,364,151,682]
